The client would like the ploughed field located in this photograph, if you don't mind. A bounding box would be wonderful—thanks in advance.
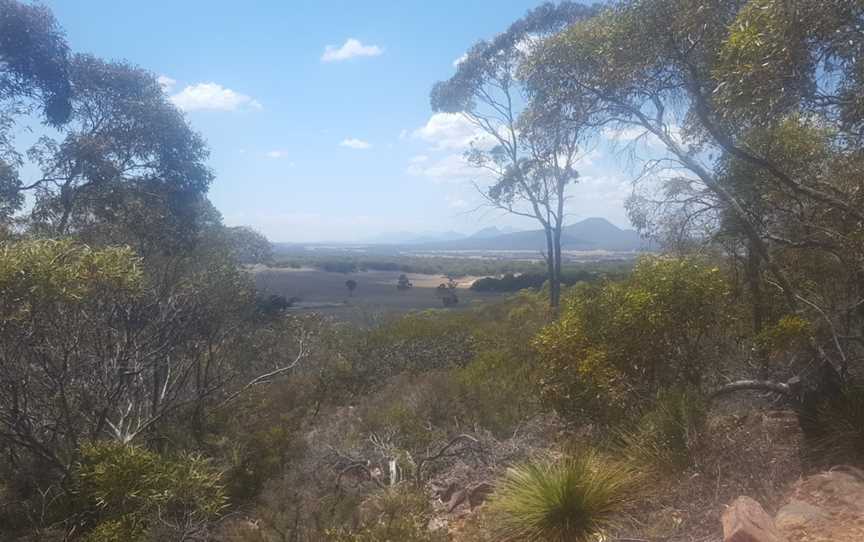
[251,267,504,319]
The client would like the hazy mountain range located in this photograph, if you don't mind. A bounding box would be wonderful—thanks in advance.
[363,218,646,251]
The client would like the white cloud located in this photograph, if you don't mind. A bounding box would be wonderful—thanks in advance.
[157,75,176,93]
[265,150,288,159]
[321,38,383,62]
[447,196,469,209]
[412,113,495,151]
[340,137,372,149]
[406,153,492,184]
[170,83,262,112]
[398,129,409,140]
[452,53,468,68]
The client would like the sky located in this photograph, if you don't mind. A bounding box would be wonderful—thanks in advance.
[41,0,659,243]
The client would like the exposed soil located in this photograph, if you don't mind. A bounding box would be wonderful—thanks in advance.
[614,402,803,541]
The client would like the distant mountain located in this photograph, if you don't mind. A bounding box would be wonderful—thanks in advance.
[402,218,647,252]
[562,217,645,251]
[469,225,518,239]
[365,230,466,245]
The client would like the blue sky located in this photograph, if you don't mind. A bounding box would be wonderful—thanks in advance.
[43,0,646,242]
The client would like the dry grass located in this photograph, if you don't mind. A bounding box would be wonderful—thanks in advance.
[612,401,803,541]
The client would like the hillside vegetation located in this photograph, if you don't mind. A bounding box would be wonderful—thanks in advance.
[1,1,864,541]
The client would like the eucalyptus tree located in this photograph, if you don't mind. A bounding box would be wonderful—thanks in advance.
[430,2,597,310]
[0,0,72,222]
[525,0,864,397]
[23,54,213,253]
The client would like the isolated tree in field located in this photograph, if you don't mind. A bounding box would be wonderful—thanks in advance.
[396,273,413,291]
[436,278,459,307]
[345,279,358,297]
[431,1,596,311]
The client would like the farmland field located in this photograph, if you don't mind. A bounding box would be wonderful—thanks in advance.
[251,266,505,320]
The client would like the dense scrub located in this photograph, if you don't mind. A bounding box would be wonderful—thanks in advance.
[3,0,864,540]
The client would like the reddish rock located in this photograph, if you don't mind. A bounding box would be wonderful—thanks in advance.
[722,496,786,542]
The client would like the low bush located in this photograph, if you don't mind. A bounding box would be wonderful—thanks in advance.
[488,450,640,542]
[616,389,706,473]
[74,442,226,541]
[326,485,445,542]
[802,383,864,467]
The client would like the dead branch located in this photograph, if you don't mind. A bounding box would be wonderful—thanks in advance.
[415,434,481,485]
[709,379,795,401]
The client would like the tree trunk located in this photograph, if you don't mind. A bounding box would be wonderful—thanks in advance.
[746,239,765,334]
[543,226,557,312]
[552,222,563,312]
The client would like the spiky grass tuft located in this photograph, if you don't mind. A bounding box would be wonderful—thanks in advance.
[617,389,706,473]
[805,383,864,467]
[488,450,639,542]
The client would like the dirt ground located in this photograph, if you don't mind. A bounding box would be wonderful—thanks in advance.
[613,398,804,542]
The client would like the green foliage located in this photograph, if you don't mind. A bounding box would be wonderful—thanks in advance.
[224,226,273,264]
[536,256,729,424]
[755,314,810,355]
[616,389,706,473]
[326,486,445,542]
[0,239,142,315]
[489,450,639,542]
[803,384,864,467]
[75,441,226,541]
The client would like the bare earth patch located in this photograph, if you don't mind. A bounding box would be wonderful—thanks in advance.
[615,406,803,541]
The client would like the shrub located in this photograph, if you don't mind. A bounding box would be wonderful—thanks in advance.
[616,389,706,473]
[803,383,864,467]
[755,314,811,356]
[536,256,729,425]
[489,451,639,542]
[75,442,226,541]
[326,485,445,542]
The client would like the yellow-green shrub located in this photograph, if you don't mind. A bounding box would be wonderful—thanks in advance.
[326,485,445,542]
[536,256,729,424]
[75,442,225,541]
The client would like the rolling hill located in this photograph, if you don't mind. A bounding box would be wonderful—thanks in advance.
[403,218,646,251]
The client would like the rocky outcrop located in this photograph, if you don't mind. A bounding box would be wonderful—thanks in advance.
[722,496,785,542]
[776,467,864,542]
[723,467,864,542]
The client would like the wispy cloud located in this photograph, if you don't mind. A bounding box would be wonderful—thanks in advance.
[447,195,469,209]
[321,38,383,62]
[340,137,372,149]
[412,113,494,151]
[265,150,288,159]
[170,83,262,112]
[406,153,491,184]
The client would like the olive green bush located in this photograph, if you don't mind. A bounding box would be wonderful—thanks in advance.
[489,450,640,542]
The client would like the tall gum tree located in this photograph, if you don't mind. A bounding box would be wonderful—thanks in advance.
[430,1,598,311]
[524,0,864,399]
